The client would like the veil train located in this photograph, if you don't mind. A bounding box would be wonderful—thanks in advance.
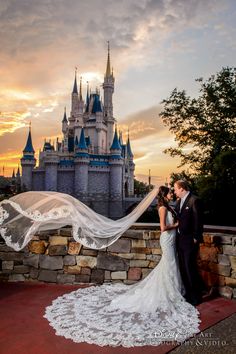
[0,187,158,251]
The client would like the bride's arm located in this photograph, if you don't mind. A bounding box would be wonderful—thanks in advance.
[158,206,178,232]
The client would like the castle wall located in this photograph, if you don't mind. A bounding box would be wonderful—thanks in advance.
[21,166,33,190]
[88,170,109,199]
[100,130,107,153]
[45,165,58,191]
[32,171,45,191]
[74,161,89,198]
[109,164,123,200]
[57,171,74,195]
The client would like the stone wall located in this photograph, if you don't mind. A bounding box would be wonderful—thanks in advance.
[198,231,236,299]
[0,225,235,299]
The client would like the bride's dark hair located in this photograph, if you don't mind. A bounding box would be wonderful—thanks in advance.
[157,186,177,220]
[157,186,170,209]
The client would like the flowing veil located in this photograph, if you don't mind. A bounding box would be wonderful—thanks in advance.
[0,187,158,251]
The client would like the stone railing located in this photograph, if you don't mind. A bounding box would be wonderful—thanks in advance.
[0,224,235,299]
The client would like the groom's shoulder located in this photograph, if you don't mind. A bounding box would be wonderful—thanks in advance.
[189,194,203,207]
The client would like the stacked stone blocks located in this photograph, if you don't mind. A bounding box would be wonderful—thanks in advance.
[0,227,235,299]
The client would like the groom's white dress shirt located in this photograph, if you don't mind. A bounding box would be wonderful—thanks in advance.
[180,192,190,211]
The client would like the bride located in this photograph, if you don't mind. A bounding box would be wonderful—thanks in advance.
[0,186,200,347]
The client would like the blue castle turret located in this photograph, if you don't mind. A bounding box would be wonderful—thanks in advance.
[74,127,89,200]
[109,127,123,216]
[126,131,135,196]
[21,124,36,190]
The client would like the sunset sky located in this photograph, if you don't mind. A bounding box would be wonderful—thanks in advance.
[0,0,235,185]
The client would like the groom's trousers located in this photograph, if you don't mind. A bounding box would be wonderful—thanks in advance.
[176,234,203,304]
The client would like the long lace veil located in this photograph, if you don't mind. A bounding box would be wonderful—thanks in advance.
[0,188,158,251]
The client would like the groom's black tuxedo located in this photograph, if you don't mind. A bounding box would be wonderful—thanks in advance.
[176,193,203,244]
[175,193,204,306]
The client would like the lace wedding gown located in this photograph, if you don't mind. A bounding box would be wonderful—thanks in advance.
[44,211,200,347]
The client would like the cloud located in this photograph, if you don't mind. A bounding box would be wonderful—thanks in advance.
[115,104,183,184]
[0,111,28,136]
[118,105,167,141]
[0,0,234,180]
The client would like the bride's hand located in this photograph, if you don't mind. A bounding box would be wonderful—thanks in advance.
[173,221,179,228]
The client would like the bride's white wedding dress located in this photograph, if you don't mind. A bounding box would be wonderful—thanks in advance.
[44,211,200,347]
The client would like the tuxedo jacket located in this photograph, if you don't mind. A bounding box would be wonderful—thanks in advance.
[176,193,203,244]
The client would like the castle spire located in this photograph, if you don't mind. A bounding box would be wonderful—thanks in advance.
[23,122,35,153]
[72,68,78,94]
[79,76,83,100]
[119,130,123,146]
[16,165,20,176]
[75,135,79,146]
[127,129,133,158]
[105,41,111,78]
[110,126,121,151]
[78,127,88,150]
[85,81,90,112]
[62,107,67,122]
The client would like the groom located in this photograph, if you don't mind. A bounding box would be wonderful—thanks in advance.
[174,180,204,306]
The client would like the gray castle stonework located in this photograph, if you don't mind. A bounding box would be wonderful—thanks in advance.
[20,47,135,218]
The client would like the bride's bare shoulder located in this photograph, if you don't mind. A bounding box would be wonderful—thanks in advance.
[158,206,167,214]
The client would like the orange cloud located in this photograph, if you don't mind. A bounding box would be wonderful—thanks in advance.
[118,105,164,141]
[0,111,29,136]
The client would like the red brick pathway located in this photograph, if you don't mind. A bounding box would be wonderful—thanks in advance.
[0,282,236,354]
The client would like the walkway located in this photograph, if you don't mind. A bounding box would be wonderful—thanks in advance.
[0,282,235,354]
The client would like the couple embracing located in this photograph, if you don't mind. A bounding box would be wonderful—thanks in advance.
[158,179,204,307]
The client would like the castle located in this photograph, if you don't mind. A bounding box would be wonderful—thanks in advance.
[20,46,135,218]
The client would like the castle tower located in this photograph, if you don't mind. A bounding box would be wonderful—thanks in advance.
[62,107,69,153]
[74,127,89,200]
[103,42,115,151]
[74,77,84,143]
[21,124,36,190]
[109,129,123,200]
[109,127,123,217]
[16,166,21,192]
[85,82,90,113]
[93,92,104,154]
[44,150,59,191]
[126,132,135,196]
[78,76,84,114]
[70,69,79,125]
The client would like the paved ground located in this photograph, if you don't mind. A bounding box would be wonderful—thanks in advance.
[170,313,236,353]
[0,282,235,354]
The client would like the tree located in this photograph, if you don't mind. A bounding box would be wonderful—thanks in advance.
[160,67,236,175]
[160,67,236,225]
[134,179,153,196]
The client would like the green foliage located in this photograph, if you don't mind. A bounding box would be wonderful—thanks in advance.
[160,67,236,226]
[160,67,236,174]
[134,179,154,196]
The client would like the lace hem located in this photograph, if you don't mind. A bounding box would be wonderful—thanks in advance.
[0,202,74,251]
[44,283,201,347]
[0,200,73,222]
